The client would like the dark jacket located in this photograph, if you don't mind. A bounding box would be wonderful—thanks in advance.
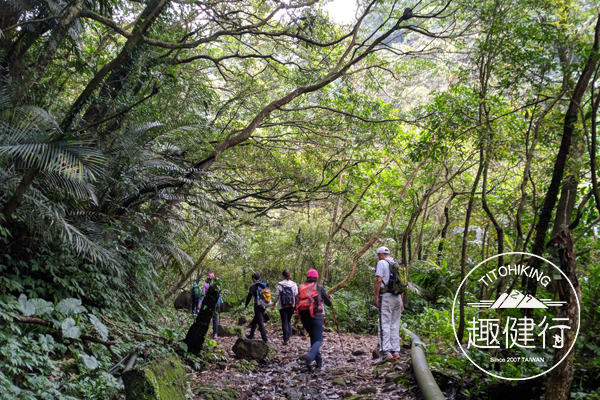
[245,281,264,308]
[297,282,332,319]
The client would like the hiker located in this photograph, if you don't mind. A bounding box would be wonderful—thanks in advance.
[374,246,404,362]
[271,269,298,345]
[244,272,271,343]
[191,283,202,315]
[199,273,221,338]
[296,269,332,370]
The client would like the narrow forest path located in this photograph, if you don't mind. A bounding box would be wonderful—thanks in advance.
[189,316,419,400]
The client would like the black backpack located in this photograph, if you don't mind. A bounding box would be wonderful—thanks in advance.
[280,286,295,308]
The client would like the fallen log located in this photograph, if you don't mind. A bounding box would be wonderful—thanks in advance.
[15,316,117,355]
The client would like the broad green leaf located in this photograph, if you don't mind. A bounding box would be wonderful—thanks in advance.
[81,354,98,370]
[30,298,53,316]
[38,334,56,352]
[178,341,188,352]
[164,328,174,340]
[61,318,81,339]
[55,298,86,316]
[18,294,35,316]
[88,314,108,341]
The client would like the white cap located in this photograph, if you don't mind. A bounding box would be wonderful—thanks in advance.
[376,246,390,254]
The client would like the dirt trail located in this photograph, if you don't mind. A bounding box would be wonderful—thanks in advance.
[190,318,419,400]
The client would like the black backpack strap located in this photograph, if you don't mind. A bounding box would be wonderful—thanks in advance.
[383,259,396,291]
[314,283,322,315]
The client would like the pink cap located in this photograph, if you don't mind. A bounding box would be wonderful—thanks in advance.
[207,273,215,279]
[307,269,319,278]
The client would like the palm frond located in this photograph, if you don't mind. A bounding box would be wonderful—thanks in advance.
[0,106,105,181]
[40,172,99,205]
[22,193,115,267]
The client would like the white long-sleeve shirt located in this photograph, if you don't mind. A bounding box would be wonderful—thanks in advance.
[273,279,299,310]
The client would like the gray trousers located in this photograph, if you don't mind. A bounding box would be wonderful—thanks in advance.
[378,293,402,354]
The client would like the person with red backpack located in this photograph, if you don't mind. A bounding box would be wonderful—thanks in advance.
[296,269,332,371]
[271,269,298,345]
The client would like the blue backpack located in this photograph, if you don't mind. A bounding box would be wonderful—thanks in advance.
[280,286,295,308]
[256,281,272,308]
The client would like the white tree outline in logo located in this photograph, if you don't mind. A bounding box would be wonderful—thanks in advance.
[451,252,580,381]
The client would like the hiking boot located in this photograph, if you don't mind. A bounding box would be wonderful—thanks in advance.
[392,351,400,359]
[300,355,314,372]
[283,340,289,345]
[246,334,254,340]
[375,352,393,365]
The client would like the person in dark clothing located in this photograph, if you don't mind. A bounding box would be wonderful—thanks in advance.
[199,273,221,338]
[271,269,298,345]
[296,269,332,370]
[245,272,269,343]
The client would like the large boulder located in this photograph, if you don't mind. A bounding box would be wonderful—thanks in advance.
[174,291,191,310]
[123,356,187,400]
[232,338,270,360]
[218,324,244,338]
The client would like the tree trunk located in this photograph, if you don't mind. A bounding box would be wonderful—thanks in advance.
[481,156,503,268]
[411,195,430,267]
[526,15,600,297]
[457,148,485,343]
[60,0,170,131]
[587,74,600,212]
[1,166,39,220]
[515,81,568,253]
[19,0,85,97]
[544,229,581,400]
[401,205,421,266]
[437,194,456,263]
[184,284,218,355]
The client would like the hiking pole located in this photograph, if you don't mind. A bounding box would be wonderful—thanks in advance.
[330,302,345,354]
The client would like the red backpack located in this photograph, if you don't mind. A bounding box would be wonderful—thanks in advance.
[296,282,322,317]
